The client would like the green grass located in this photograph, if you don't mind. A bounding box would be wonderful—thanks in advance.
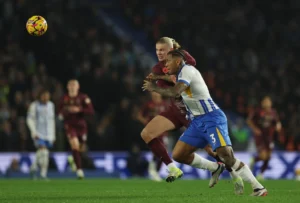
[0,179,299,203]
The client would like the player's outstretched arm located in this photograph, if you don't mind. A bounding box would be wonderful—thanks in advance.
[81,96,95,115]
[143,80,188,98]
[147,73,176,84]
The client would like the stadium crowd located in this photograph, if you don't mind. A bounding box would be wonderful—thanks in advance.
[122,0,300,151]
[0,0,150,152]
[0,0,299,152]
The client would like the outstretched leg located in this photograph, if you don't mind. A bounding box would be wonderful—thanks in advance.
[141,115,181,177]
[216,146,267,196]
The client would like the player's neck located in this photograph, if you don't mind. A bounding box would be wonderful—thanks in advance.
[263,107,271,112]
[68,92,78,97]
[153,100,162,104]
[39,101,47,105]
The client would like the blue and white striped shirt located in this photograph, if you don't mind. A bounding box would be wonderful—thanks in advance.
[177,64,219,116]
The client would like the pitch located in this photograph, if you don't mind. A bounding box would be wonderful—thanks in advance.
[0,179,299,203]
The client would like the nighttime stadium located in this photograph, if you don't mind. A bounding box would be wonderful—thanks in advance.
[0,0,299,202]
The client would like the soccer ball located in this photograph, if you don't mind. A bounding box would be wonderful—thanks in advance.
[26,15,48,36]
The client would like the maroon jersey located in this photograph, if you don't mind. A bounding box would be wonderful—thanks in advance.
[150,50,195,128]
[249,108,279,138]
[58,93,94,127]
[141,101,169,123]
[152,50,196,88]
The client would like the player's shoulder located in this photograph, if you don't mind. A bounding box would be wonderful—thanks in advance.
[182,64,197,73]
[48,101,55,106]
[29,101,37,107]
[62,94,69,100]
[256,108,267,116]
[255,107,262,113]
[181,49,196,66]
[152,61,164,74]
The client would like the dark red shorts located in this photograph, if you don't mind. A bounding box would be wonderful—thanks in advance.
[64,124,87,143]
[254,135,273,152]
[159,101,189,129]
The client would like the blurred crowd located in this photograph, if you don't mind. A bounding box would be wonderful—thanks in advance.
[122,0,300,150]
[0,0,299,152]
[0,0,150,152]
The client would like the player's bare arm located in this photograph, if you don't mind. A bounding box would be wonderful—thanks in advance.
[78,96,94,115]
[143,80,188,98]
[147,73,176,83]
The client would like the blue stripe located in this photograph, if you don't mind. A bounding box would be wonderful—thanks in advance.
[177,79,190,86]
[200,100,208,113]
[208,99,216,110]
[203,100,209,113]
[182,99,192,114]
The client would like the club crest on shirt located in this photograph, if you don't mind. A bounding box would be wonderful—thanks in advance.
[162,67,168,74]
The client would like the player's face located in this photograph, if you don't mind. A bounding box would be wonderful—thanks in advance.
[67,80,79,94]
[165,54,180,74]
[40,92,50,103]
[261,97,272,109]
[156,43,172,61]
[151,92,162,104]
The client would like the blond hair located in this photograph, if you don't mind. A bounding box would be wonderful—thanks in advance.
[156,37,181,49]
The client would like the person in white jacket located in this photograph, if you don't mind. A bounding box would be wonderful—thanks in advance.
[27,89,55,179]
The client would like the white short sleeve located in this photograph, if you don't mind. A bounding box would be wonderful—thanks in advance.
[177,65,193,86]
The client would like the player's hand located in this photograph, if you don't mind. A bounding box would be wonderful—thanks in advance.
[254,128,262,136]
[276,122,282,132]
[68,106,81,113]
[142,80,154,91]
[146,73,153,81]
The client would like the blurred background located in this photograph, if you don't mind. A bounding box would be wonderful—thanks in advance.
[0,0,299,179]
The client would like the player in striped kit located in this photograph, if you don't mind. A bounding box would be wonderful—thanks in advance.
[27,90,55,180]
[143,50,267,196]
[141,37,221,182]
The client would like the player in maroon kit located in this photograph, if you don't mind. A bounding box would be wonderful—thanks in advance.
[247,96,281,180]
[58,79,94,179]
[137,92,169,181]
[141,37,218,182]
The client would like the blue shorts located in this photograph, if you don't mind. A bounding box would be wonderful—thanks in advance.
[35,139,53,149]
[179,109,232,151]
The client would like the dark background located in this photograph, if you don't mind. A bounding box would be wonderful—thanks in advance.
[0,0,299,152]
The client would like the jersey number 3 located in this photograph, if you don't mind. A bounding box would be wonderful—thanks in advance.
[210,134,216,144]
